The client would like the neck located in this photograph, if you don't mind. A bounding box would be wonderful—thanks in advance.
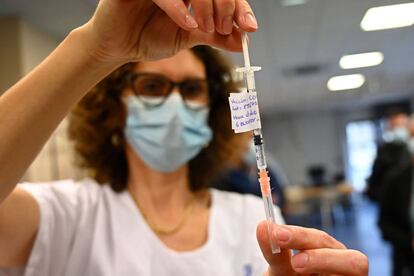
[125,144,194,215]
[125,144,211,245]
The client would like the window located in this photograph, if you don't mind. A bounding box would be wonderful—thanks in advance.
[345,120,377,191]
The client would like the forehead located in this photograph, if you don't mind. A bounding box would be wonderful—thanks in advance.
[135,50,206,80]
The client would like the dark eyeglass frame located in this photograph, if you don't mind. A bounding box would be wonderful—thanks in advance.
[127,72,210,111]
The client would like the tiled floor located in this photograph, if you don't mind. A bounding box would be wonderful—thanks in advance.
[286,195,392,276]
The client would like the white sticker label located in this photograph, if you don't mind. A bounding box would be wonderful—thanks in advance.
[228,92,262,133]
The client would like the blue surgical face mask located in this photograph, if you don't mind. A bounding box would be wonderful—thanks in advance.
[383,127,409,143]
[124,94,213,173]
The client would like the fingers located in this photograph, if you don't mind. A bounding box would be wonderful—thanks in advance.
[154,0,258,34]
[291,249,369,276]
[212,0,236,35]
[191,0,215,33]
[187,28,243,52]
[234,0,258,31]
[152,0,199,31]
[273,224,347,250]
[257,221,368,276]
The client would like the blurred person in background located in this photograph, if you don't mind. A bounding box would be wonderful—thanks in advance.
[378,114,414,276]
[0,0,369,275]
[213,135,286,211]
[366,111,411,202]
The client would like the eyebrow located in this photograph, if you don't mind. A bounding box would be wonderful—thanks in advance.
[135,71,207,80]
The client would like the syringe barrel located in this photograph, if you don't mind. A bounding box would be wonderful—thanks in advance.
[253,133,267,169]
[255,145,267,170]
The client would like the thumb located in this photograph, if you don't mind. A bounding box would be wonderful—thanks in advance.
[256,221,295,276]
[187,28,243,52]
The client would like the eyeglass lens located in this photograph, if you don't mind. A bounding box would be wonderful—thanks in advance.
[132,73,209,108]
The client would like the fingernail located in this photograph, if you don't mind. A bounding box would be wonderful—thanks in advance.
[185,14,198,29]
[222,15,233,34]
[244,12,258,29]
[204,15,215,33]
[292,253,309,269]
[274,227,292,243]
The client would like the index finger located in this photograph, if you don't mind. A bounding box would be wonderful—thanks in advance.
[291,249,369,276]
[152,0,199,30]
[234,0,258,32]
[273,224,347,250]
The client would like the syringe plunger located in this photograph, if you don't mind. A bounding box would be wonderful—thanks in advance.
[235,32,261,91]
[238,32,280,254]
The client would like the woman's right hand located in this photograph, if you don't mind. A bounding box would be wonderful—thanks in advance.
[82,0,258,65]
[0,0,257,267]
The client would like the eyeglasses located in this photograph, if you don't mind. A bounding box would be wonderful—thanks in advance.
[127,73,209,110]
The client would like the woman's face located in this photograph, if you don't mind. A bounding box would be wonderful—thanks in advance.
[122,49,214,174]
[124,50,209,107]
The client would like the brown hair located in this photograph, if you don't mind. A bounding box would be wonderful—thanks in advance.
[68,46,245,192]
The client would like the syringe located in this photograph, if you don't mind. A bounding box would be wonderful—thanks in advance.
[236,32,280,254]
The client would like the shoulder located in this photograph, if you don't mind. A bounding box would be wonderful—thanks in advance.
[19,178,104,194]
[385,164,411,183]
[383,142,408,153]
[19,178,103,192]
[18,178,107,216]
[212,188,260,209]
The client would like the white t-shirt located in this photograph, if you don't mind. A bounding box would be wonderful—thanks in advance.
[1,179,284,276]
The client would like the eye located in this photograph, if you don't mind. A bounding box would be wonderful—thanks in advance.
[135,76,169,97]
[181,80,207,98]
[141,80,164,94]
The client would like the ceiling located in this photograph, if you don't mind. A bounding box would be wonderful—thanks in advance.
[1,0,414,114]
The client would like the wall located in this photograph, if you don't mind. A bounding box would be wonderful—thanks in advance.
[263,111,344,186]
[0,17,21,94]
[0,17,83,182]
[19,21,86,182]
[20,21,58,75]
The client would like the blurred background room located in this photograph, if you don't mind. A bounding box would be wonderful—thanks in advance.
[1,0,414,275]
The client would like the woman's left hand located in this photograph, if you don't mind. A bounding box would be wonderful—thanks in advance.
[257,221,369,275]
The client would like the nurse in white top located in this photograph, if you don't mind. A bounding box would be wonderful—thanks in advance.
[0,0,368,275]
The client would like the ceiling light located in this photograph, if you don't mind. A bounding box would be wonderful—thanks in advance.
[361,3,414,31]
[327,74,366,91]
[281,0,308,7]
[339,52,384,69]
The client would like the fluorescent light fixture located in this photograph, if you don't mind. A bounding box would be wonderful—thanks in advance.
[281,0,308,7]
[339,52,384,69]
[361,3,414,31]
[327,74,366,91]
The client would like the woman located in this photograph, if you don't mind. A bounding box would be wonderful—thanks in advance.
[0,0,368,275]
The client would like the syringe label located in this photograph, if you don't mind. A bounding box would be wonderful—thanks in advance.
[228,92,262,133]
